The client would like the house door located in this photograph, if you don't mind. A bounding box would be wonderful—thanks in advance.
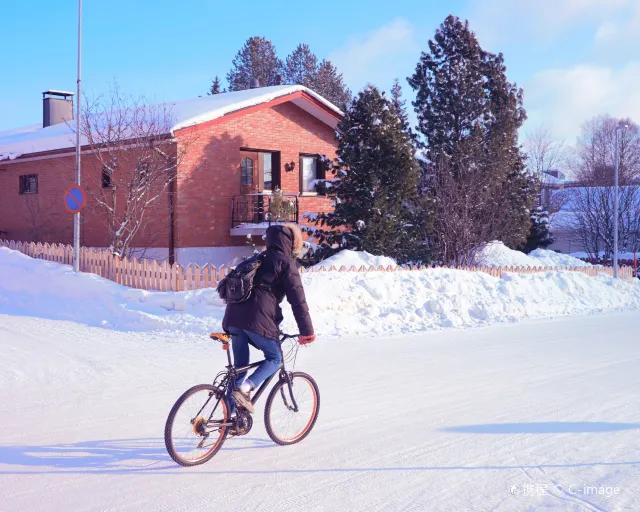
[240,151,260,195]
[240,151,263,222]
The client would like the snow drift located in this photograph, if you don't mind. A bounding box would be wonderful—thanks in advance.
[476,241,590,268]
[1,247,639,336]
[312,250,397,269]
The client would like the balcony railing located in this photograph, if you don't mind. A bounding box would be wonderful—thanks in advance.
[231,193,299,228]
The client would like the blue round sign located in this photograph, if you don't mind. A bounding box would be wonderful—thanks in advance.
[64,185,86,213]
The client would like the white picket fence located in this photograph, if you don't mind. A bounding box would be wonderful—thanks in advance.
[0,239,634,292]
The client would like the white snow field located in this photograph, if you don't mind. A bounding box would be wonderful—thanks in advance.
[1,312,640,512]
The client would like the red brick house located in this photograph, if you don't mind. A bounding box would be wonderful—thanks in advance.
[0,86,341,265]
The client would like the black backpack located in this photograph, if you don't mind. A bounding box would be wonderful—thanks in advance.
[216,253,267,304]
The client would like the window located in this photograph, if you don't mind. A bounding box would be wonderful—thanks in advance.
[262,153,272,191]
[19,174,38,195]
[300,155,319,192]
[102,167,112,188]
[241,157,253,185]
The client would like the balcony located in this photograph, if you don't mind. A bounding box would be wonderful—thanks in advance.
[230,193,299,236]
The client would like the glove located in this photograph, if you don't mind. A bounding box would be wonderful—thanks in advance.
[298,334,316,345]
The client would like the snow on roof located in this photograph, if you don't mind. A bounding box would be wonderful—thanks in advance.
[43,90,74,96]
[0,85,342,161]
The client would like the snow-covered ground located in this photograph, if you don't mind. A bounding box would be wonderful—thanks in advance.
[1,312,639,511]
[2,247,639,336]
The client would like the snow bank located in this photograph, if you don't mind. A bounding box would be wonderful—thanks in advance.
[476,241,590,268]
[528,249,591,267]
[314,250,397,269]
[476,242,537,267]
[1,247,639,336]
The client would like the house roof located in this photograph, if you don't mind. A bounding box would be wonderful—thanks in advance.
[0,85,342,161]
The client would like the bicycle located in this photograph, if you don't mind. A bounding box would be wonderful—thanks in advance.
[164,331,320,467]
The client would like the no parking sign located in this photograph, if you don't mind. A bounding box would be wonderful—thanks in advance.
[64,185,86,214]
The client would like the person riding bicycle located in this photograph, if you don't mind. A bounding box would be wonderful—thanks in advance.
[222,223,315,414]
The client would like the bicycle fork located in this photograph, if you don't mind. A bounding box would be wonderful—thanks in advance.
[280,370,300,412]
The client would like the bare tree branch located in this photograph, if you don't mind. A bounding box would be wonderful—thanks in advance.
[76,82,197,257]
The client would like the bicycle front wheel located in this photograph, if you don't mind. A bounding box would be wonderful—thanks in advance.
[164,384,230,466]
[264,372,320,446]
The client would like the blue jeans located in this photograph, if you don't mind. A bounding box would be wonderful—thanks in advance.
[228,328,282,402]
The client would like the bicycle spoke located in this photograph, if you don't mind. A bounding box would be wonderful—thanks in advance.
[267,375,318,443]
[167,387,228,463]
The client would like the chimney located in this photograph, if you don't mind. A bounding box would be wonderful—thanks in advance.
[275,73,284,85]
[249,78,260,89]
[42,90,74,128]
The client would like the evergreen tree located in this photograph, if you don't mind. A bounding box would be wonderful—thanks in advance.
[313,86,425,262]
[408,15,536,264]
[226,37,284,91]
[518,207,554,253]
[390,79,409,129]
[311,59,352,109]
[284,44,318,87]
[208,76,223,95]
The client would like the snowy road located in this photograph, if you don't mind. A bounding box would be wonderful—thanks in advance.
[1,312,639,511]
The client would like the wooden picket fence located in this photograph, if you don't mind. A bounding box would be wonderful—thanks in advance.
[0,239,634,292]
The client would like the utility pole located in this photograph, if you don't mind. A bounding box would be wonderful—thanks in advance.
[613,123,628,279]
[73,0,82,272]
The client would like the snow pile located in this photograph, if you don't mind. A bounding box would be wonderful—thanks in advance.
[476,241,590,268]
[2,247,640,336]
[528,249,591,267]
[475,241,539,267]
[314,250,397,269]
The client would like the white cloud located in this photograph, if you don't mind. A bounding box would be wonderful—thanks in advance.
[329,18,418,93]
[524,63,640,141]
[467,0,633,47]
[594,1,640,45]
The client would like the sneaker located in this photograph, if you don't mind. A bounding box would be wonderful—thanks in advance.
[232,389,254,414]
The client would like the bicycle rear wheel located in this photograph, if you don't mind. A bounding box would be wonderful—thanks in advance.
[264,372,320,446]
[164,384,230,466]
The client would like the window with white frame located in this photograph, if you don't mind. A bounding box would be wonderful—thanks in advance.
[300,155,318,193]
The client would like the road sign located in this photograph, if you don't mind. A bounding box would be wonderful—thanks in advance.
[64,185,86,214]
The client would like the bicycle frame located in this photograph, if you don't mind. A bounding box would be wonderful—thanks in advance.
[215,333,300,411]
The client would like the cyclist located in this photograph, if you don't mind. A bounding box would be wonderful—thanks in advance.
[222,223,315,413]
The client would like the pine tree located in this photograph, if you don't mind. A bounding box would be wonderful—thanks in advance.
[390,79,409,128]
[518,207,554,253]
[311,59,352,109]
[226,37,284,91]
[208,76,223,95]
[408,15,536,264]
[284,44,318,87]
[313,86,425,262]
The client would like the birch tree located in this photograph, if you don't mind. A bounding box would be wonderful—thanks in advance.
[79,84,195,257]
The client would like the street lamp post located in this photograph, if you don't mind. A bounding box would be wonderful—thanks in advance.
[613,124,628,279]
[73,0,82,272]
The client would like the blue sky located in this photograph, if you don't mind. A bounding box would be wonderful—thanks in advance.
[2,0,639,142]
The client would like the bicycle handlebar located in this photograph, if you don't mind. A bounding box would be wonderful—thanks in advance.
[279,333,300,341]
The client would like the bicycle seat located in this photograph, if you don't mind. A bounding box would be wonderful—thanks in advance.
[209,333,230,345]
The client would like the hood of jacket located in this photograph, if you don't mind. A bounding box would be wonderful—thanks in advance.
[266,223,303,257]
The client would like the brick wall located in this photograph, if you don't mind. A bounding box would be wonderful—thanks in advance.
[174,101,337,248]
[0,149,171,250]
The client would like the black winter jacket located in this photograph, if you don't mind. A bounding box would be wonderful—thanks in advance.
[222,225,314,340]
